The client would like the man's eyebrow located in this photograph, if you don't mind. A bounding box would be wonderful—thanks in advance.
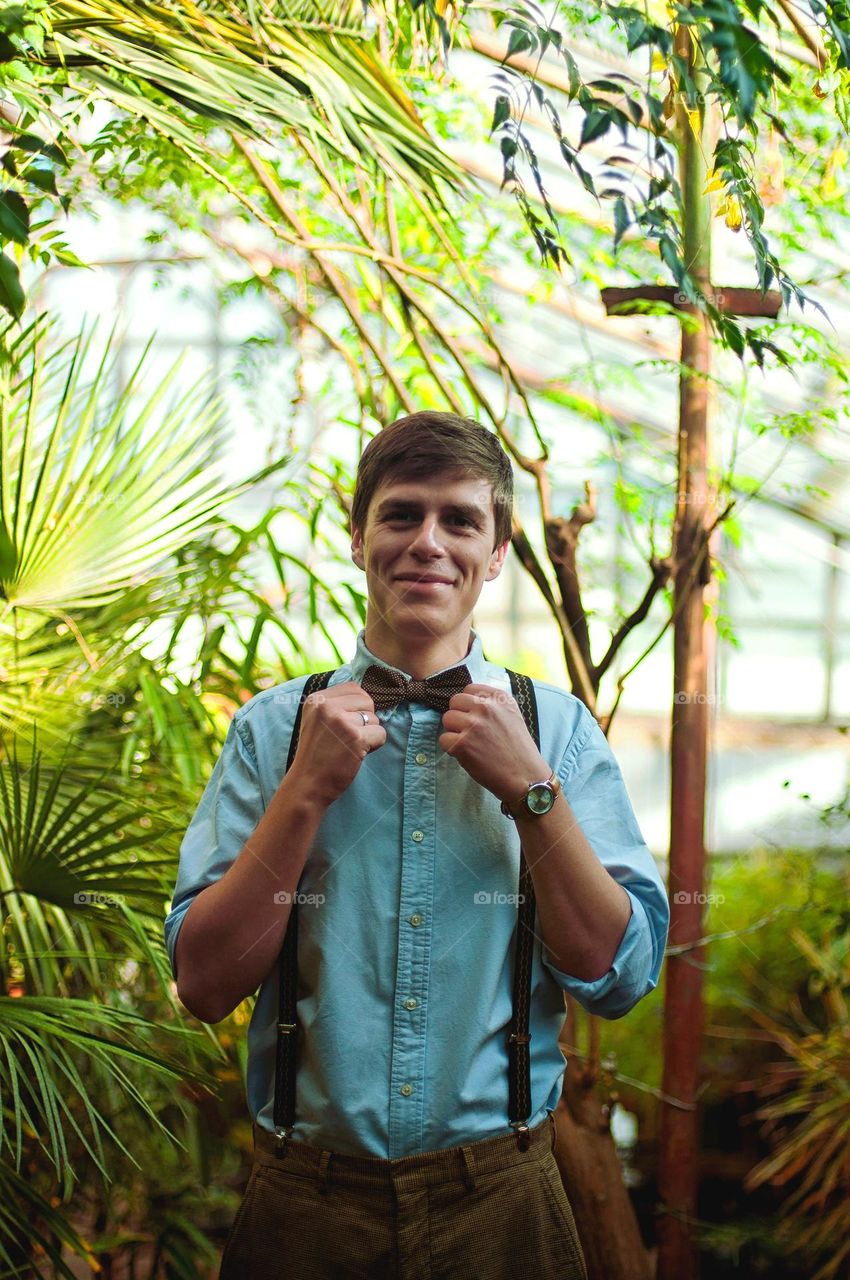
[375,498,485,524]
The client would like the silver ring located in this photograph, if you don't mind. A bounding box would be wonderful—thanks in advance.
[359,711,370,726]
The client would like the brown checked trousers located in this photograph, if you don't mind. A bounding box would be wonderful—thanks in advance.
[218,1112,588,1280]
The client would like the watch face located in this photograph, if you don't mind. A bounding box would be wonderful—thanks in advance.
[527,783,555,815]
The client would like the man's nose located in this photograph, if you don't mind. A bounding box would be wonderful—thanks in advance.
[407,518,445,550]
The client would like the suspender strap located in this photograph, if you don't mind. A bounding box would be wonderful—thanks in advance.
[272,666,542,1155]
[273,670,335,1156]
[504,669,540,1151]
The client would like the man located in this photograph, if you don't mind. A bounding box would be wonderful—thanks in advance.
[165,411,669,1279]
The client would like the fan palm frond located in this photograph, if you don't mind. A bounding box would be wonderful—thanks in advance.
[1,321,238,612]
[0,732,173,914]
[0,1156,93,1279]
[38,0,460,195]
[0,994,211,1185]
[0,729,193,1008]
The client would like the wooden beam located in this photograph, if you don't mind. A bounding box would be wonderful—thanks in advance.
[601,285,782,319]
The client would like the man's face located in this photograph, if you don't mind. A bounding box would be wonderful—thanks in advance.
[350,471,509,646]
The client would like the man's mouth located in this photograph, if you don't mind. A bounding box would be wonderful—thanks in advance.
[395,575,453,586]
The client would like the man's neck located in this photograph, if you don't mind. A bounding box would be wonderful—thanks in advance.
[363,623,473,680]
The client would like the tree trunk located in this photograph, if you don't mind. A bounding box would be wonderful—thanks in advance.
[656,17,713,1280]
[553,1037,653,1280]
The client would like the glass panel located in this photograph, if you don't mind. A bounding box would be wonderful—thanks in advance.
[722,508,828,624]
[38,264,120,328]
[607,639,675,715]
[834,542,850,624]
[831,632,850,718]
[218,291,279,344]
[123,262,215,343]
[723,626,827,718]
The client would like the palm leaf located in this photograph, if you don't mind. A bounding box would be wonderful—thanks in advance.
[0,730,195,1005]
[0,732,174,914]
[0,1157,94,1279]
[0,994,211,1183]
[0,317,282,612]
[38,0,460,196]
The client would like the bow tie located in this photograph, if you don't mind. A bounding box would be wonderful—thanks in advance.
[359,662,472,713]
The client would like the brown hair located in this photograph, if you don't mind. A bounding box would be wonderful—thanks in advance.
[350,412,514,551]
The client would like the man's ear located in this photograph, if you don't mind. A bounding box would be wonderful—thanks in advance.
[351,525,365,570]
[486,538,510,581]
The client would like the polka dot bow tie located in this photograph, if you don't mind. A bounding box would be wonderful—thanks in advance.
[359,663,472,713]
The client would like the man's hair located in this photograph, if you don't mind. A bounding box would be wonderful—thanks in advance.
[350,411,514,552]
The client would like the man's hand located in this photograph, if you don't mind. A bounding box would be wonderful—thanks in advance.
[438,684,551,803]
[288,681,387,808]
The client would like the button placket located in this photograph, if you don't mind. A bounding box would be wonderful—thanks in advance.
[389,712,437,1156]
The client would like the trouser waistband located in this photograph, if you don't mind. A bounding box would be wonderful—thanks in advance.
[251,1114,555,1193]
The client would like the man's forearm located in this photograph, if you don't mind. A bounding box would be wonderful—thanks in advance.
[174,768,329,1023]
[514,786,632,981]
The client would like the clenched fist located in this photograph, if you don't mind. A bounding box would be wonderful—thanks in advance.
[285,681,387,808]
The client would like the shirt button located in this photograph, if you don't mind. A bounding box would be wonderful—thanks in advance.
[415,753,428,765]
[404,998,417,1010]
[409,914,423,927]
[412,830,424,842]
[400,1083,413,1096]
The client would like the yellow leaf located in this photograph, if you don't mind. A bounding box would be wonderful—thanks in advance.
[703,168,725,194]
[651,50,667,73]
[821,145,847,199]
[723,194,743,231]
[686,107,701,139]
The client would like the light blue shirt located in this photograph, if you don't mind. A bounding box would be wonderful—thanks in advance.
[164,627,669,1157]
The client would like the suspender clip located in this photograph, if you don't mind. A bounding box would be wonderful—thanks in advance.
[508,1031,531,1044]
[274,1125,293,1158]
[277,1021,296,1034]
[510,1120,532,1151]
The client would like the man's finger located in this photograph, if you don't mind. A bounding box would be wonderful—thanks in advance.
[440,710,464,730]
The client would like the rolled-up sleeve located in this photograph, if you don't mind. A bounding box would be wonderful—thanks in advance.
[540,705,669,1019]
[163,712,266,982]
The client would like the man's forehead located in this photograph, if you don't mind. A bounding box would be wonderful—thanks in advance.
[374,475,493,504]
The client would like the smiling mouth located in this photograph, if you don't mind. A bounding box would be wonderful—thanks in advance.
[395,577,453,586]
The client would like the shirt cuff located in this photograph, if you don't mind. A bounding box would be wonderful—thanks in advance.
[540,889,657,1019]
[163,903,192,983]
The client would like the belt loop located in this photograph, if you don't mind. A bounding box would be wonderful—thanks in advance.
[460,1145,476,1193]
[317,1149,332,1195]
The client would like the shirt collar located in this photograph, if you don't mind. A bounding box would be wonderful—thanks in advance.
[349,627,487,684]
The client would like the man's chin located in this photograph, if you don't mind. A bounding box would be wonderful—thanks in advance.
[386,604,464,632]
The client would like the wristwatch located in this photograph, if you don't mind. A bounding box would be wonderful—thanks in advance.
[500,769,561,820]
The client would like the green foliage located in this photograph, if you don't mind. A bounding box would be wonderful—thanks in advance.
[596,848,847,1114]
[0,315,373,1274]
[0,0,463,319]
[743,912,850,1279]
[485,0,849,359]
[0,124,71,319]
